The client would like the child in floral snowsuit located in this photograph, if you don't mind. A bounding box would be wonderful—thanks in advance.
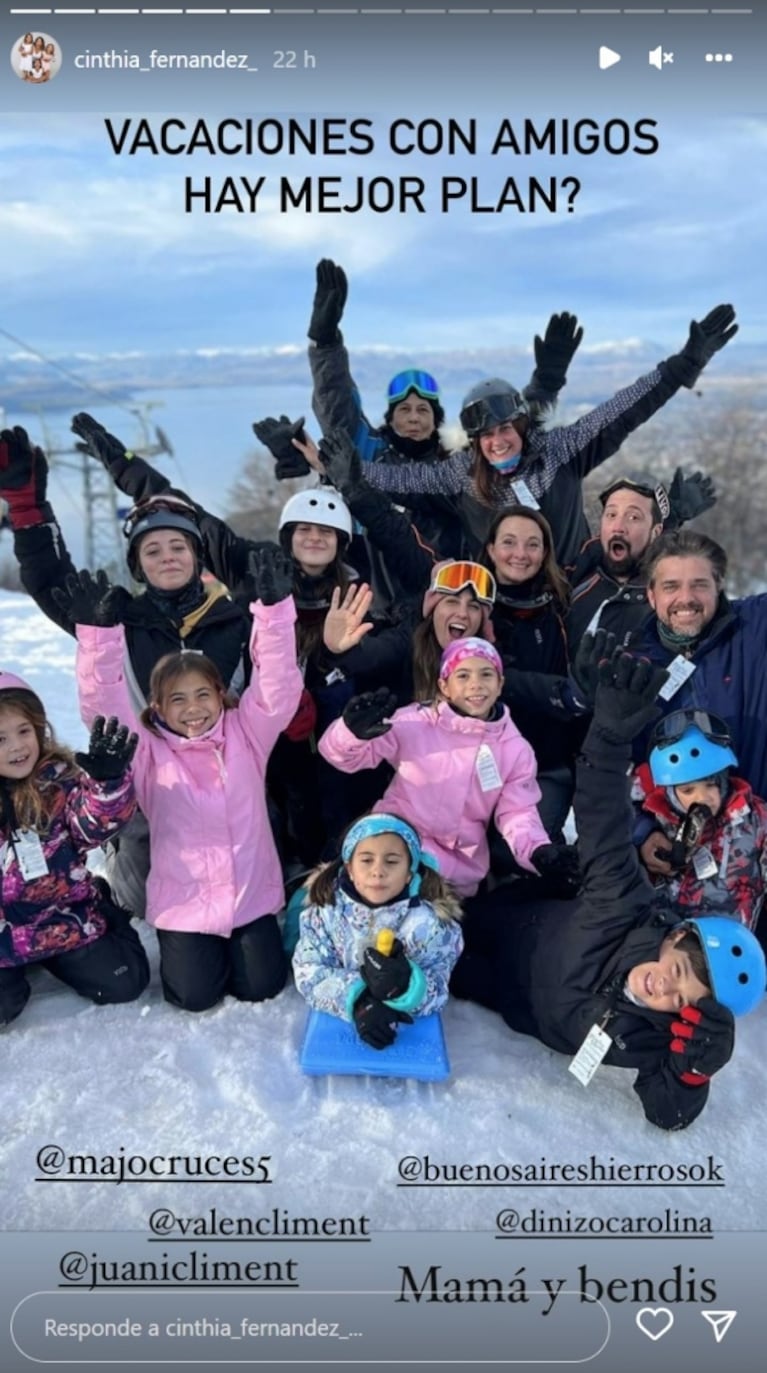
[0,671,149,1026]
[293,813,463,1050]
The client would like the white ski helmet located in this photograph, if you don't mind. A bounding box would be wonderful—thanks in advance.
[278,487,352,542]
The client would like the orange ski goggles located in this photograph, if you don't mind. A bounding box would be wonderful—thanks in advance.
[429,561,497,607]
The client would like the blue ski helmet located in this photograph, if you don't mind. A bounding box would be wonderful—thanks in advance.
[649,711,737,787]
[681,918,766,1017]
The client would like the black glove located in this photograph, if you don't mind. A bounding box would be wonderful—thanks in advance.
[352,989,413,1050]
[531,843,581,889]
[665,467,717,529]
[246,545,295,606]
[51,569,132,626]
[665,304,738,389]
[0,426,54,528]
[308,258,348,346]
[668,997,734,1082]
[569,628,618,709]
[319,428,363,494]
[252,415,310,480]
[71,412,132,473]
[75,715,138,782]
[342,688,397,740]
[593,652,669,745]
[361,938,412,1001]
[532,311,583,394]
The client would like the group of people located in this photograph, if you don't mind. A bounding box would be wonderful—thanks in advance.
[0,260,764,1133]
[16,33,58,83]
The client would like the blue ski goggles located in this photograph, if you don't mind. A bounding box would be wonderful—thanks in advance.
[386,369,441,406]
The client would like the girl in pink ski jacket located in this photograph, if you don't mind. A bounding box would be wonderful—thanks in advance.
[319,638,568,898]
[75,551,303,1012]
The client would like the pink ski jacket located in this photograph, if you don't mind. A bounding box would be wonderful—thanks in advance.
[76,598,302,934]
[319,701,549,896]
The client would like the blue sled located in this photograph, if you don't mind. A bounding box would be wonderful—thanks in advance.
[299,1008,451,1081]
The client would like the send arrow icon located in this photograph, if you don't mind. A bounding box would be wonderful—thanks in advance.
[701,1311,737,1343]
[599,46,621,70]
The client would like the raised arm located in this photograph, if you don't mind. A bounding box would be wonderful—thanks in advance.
[72,412,270,589]
[542,304,738,483]
[364,449,469,499]
[318,688,401,773]
[0,425,80,635]
[522,311,584,416]
[66,717,138,847]
[307,259,385,460]
[319,429,435,593]
[71,413,173,502]
[235,548,303,758]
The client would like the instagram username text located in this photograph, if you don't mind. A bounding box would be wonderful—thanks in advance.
[74,49,253,70]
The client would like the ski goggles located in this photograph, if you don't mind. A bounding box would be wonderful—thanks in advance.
[386,369,440,407]
[599,476,670,522]
[122,495,201,546]
[650,709,732,750]
[460,393,528,438]
[429,561,497,607]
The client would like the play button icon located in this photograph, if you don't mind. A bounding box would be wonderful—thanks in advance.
[599,46,621,69]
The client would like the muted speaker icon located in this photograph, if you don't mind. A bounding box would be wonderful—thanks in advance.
[649,45,674,69]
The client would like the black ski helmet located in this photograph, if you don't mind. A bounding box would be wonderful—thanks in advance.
[123,495,203,581]
[459,379,529,438]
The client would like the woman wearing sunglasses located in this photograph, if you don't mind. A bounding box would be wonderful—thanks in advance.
[360,304,738,569]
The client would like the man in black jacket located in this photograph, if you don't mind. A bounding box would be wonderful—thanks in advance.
[566,468,716,654]
[451,647,765,1131]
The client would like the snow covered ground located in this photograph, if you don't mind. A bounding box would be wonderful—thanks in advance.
[1,587,765,1236]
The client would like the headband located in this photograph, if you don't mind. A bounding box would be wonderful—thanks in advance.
[439,637,503,681]
[342,813,438,897]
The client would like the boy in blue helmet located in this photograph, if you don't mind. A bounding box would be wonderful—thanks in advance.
[633,710,767,937]
[451,645,766,1131]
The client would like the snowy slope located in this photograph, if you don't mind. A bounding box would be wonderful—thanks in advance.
[1,588,765,1234]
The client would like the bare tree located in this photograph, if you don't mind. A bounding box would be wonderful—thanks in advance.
[222,447,313,543]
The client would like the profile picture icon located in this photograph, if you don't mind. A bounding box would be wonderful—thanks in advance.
[11,32,62,84]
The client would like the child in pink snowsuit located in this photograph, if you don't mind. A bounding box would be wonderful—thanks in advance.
[319,638,572,898]
[75,551,303,1011]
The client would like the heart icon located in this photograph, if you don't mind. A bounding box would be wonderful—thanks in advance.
[636,1307,674,1341]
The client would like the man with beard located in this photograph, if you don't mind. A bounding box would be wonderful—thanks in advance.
[631,527,767,878]
[566,473,670,654]
[566,465,716,655]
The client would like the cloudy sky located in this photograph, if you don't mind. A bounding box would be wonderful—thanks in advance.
[0,111,764,360]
